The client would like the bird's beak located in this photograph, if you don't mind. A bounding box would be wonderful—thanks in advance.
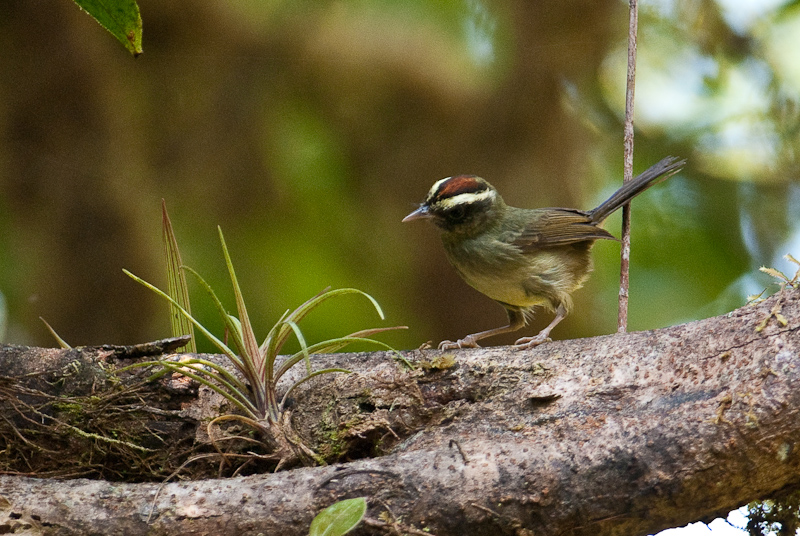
[402,206,431,223]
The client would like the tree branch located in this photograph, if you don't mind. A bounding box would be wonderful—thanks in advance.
[0,288,798,535]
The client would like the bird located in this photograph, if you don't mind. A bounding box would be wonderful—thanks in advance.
[403,156,685,350]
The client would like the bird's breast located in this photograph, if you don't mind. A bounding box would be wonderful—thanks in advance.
[441,234,592,310]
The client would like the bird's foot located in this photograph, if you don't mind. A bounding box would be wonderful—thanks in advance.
[438,336,481,350]
[513,334,552,350]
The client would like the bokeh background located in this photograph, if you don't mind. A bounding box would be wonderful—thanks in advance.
[1,0,798,352]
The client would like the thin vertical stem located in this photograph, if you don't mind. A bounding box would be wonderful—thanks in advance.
[618,0,638,333]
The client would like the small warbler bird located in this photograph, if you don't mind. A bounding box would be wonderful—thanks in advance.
[403,156,685,350]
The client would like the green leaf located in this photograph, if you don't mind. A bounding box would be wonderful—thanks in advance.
[225,314,246,355]
[269,288,386,362]
[308,497,367,536]
[146,357,252,399]
[122,359,259,419]
[218,227,262,379]
[162,200,196,353]
[72,0,143,57]
[283,319,312,375]
[180,267,247,372]
[122,269,242,369]
[261,308,291,386]
[275,336,401,381]
[181,264,268,420]
[39,317,72,349]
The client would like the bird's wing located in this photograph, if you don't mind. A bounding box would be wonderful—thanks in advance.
[510,208,617,250]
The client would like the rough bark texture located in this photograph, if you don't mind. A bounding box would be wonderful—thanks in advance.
[0,288,798,536]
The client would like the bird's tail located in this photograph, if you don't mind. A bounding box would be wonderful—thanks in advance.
[588,156,685,223]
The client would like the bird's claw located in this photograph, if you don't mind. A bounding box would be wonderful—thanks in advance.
[513,334,552,350]
[438,338,480,350]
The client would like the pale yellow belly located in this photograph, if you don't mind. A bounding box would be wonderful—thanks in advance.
[452,250,587,310]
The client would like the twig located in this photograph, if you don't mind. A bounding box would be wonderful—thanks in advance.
[618,0,639,333]
[101,336,192,359]
[147,453,223,523]
[317,468,400,489]
[449,439,470,464]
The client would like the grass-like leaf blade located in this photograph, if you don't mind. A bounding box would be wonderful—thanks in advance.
[122,269,241,368]
[275,336,402,381]
[217,227,263,380]
[181,267,247,372]
[162,200,196,353]
[268,288,386,365]
[39,317,72,349]
[122,360,259,419]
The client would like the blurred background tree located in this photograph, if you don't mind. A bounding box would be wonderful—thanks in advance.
[0,0,798,352]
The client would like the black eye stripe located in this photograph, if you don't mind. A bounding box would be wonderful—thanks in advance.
[436,193,494,222]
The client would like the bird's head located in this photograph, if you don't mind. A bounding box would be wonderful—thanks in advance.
[402,175,504,235]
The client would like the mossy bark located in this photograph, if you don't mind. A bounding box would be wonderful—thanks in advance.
[0,288,798,535]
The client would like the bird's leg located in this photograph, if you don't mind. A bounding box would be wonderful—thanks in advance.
[513,303,567,350]
[439,309,526,350]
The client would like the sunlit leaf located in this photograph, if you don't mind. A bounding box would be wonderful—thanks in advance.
[127,219,404,430]
[261,308,291,388]
[308,497,367,536]
[71,0,143,56]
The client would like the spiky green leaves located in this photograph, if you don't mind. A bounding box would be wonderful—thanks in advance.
[123,226,406,427]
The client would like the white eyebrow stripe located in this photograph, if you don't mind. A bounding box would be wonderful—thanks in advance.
[426,177,453,202]
[432,177,452,191]
[439,188,495,209]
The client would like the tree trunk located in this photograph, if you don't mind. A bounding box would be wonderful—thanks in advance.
[0,288,798,536]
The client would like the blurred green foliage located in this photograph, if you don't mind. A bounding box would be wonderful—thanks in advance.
[0,0,798,351]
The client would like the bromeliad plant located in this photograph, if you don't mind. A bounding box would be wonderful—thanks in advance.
[122,226,405,461]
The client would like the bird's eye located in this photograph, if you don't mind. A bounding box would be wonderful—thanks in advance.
[447,205,467,223]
